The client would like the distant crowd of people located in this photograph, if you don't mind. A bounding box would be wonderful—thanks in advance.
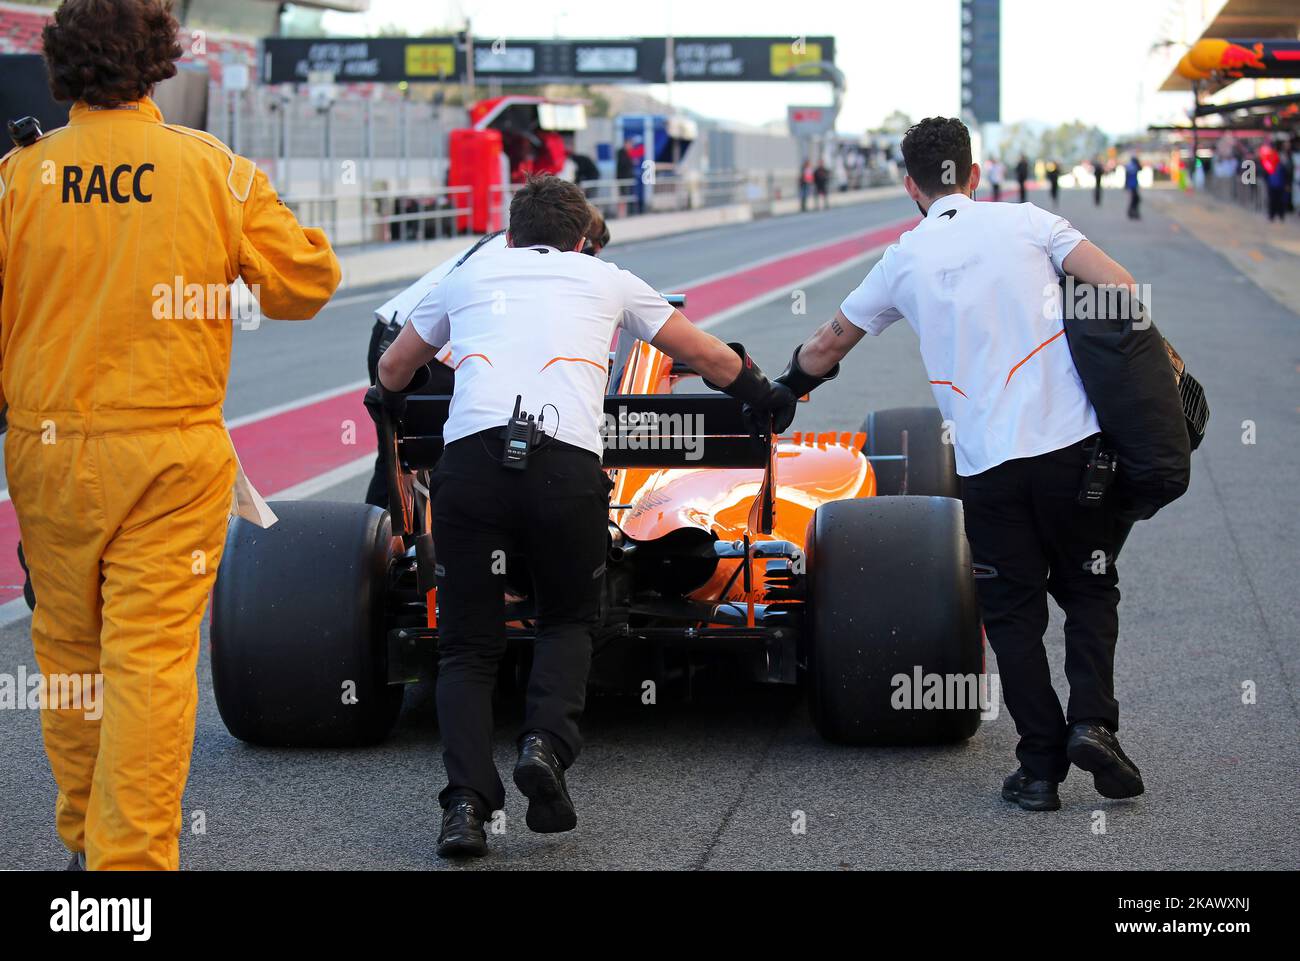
[797,146,893,212]
[980,156,1048,205]
[1206,134,1299,224]
[979,154,1147,220]
[799,159,831,211]
[1251,137,1297,223]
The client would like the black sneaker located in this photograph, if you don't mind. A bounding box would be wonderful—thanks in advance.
[513,732,577,833]
[436,799,488,859]
[1067,722,1145,799]
[64,851,85,871]
[1001,767,1062,811]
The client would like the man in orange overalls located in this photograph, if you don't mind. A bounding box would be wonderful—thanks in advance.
[0,0,340,869]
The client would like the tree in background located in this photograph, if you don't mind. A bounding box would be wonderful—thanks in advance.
[996,122,1041,165]
[878,110,914,134]
[997,120,1109,172]
[1039,121,1109,169]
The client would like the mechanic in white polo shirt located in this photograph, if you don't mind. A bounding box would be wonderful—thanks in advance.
[371,175,799,858]
[775,118,1146,812]
[362,207,610,508]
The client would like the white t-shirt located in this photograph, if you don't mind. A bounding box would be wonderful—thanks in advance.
[840,194,1099,476]
[410,244,675,456]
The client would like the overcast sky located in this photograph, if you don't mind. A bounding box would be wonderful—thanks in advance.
[323,0,1192,135]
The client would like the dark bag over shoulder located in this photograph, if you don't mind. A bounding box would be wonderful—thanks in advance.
[1059,276,1208,521]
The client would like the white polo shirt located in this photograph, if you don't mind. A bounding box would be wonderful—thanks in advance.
[840,194,1100,476]
[410,244,674,456]
[374,234,507,369]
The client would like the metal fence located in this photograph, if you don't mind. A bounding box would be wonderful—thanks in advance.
[285,184,472,246]
[205,84,822,246]
[287,169,810,248]
[1203,166,1264,213]
[208,86,462,197]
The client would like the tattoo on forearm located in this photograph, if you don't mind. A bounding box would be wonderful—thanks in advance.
[830,318,845,336]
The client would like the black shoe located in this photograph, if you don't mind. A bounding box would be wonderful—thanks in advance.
[1068,722,1145,799]
[1001,767,1061,811]
[436,799,488,859]
[513,732,577,834]
[64,851,84,871]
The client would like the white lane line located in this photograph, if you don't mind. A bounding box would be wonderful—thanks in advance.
[224,379,370,429]
[0,380,369,512]
[315,218,909,318]
[662,222,907,292]
[0,455,378,630]
[696,241,893,332]
[322,287,408,311]
[268,455,375,501]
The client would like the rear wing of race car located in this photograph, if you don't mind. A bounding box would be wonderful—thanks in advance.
[383,393,777,536]
[396,393,770,469]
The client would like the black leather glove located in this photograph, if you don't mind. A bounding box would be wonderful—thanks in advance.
[364,364,432,426]
[704,343,799,435]
[774,344,839,399]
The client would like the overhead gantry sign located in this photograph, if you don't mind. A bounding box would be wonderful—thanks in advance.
[259,35,836,86]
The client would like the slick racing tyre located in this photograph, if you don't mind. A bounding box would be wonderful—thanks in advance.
[805,496,983,745]
[861,407,959,499]
[212,501,403,747]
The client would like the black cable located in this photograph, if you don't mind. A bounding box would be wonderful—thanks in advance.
[534,403,561,452]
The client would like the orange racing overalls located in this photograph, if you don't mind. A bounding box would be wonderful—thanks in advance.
[0,97,340,869]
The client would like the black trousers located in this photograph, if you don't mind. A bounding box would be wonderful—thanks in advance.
[431,431,609,811]
[960,437,1124,783]
[1127,188,1141,219]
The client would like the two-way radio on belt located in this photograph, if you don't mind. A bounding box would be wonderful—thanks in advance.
[495,396,561,472]
[8,116,43,149]
[501,395,541,471]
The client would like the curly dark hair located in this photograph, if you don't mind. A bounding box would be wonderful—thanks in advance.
[508,175,592,251]
[900,117,973,196]
[43,0,183,107]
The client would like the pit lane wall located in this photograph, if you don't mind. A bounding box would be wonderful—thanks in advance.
[333,184,904,292]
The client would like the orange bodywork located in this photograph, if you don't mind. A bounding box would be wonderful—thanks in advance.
[606,340,876,609]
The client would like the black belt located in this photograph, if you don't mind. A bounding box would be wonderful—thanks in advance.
[451,427,599,463]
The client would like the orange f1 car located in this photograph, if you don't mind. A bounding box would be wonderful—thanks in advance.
[212,296,984,749]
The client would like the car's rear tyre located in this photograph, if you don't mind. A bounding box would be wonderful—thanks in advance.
[862,407,959,498]
[805,496,983,745]
[212,500,403,747]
